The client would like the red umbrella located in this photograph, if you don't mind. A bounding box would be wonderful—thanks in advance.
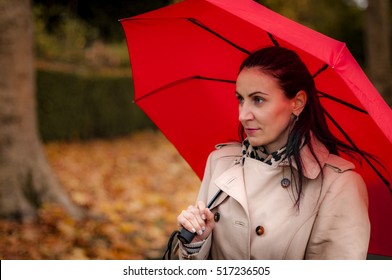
[120,0,392,257]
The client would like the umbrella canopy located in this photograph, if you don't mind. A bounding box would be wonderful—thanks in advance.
[121,0,392,257]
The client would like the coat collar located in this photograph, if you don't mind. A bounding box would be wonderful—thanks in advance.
[214,133,330,189]
[212,134,330,211]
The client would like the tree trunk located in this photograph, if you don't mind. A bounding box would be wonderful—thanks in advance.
[364,0,392,106]
[0,0,83,221]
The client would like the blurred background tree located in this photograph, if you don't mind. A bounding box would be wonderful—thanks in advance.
[364,0,392,105]
[0,0,83,221]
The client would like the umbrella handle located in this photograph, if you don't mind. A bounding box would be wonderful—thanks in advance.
[177,190,223,244]
[178,228,196,244]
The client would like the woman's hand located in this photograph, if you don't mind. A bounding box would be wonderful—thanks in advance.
[177,201,215,243]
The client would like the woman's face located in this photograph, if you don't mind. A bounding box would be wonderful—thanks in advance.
[236,67,295,153]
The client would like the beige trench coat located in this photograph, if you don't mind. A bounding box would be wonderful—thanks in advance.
[179,136,370,260]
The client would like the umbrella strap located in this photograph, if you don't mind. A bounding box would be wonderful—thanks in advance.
[162,230,180,260]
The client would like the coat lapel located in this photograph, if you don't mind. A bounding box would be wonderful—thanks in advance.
[213,163,249,218]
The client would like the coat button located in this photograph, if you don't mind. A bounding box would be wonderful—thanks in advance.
[281,178,291,188]
[255,225,264,236]
[214,212,220,222]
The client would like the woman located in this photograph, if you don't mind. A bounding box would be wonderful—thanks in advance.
[176,46,370,259]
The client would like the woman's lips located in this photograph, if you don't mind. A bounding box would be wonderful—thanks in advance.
[245,128,260,134]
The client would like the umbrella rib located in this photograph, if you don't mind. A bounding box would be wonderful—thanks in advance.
[122,17,249,55]
[318,91,368,114]
[312,63,328,78]
[323,109,391,191]
[134,76,236,103]
[267,33,280,46]
[187,18,251,55]
[195,76,236,84]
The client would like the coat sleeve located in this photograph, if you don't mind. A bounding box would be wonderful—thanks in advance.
[305,170,370,259]
[178,151,215,260]
[178,234,212,260]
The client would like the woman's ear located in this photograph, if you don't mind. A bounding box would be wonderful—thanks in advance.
[292,90,307,117]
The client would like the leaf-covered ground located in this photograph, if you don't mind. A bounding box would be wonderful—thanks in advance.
[0,131,201,259]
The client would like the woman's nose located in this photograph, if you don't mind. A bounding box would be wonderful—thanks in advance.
[239,104,254,122]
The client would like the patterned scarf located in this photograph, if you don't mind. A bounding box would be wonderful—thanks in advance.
[241,138,287,167]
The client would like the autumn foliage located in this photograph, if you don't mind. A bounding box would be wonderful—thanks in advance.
[0,131,200,259]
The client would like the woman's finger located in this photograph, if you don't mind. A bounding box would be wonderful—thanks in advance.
[196,201,207,221]
[188,205,206,232]
[178,209,204,235]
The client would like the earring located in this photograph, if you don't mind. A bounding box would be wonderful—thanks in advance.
[291,114,298,127]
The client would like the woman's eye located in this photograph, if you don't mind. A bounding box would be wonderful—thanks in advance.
[254,96,264,104]
[236,94,244,104]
